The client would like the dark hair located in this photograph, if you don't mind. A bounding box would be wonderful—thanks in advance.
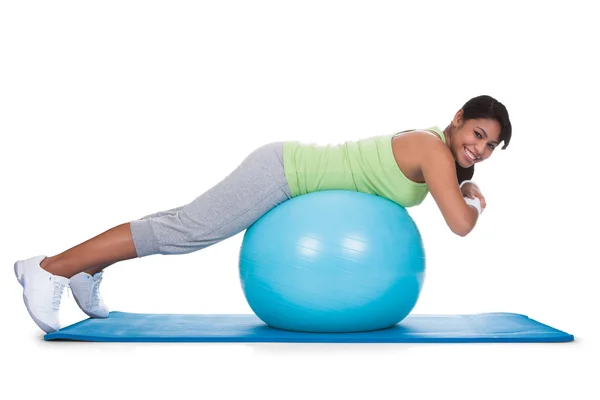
[456,161,475,184]
[455,95,512,183]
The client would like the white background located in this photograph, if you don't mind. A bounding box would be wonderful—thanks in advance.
[1,1,598,399]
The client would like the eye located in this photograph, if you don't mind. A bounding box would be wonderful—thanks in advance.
[488,143,495,150]
[474,131,483,139]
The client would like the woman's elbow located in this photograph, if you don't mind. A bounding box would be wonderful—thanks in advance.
[451,224,473,237]
[449,210,478,237]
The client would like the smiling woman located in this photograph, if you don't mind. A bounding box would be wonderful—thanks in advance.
[15,94,512,334]
[390,95,511,235]
[451,95,511,162]
[451,96,512,190]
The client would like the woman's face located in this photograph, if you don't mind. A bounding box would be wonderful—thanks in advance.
[450,112,502,168]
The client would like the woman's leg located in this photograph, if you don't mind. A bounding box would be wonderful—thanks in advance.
[16,142,292,332]
[40,223,137,278]
[41,141,292,278]
[68,207,185,277]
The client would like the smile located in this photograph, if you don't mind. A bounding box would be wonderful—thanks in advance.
[464,146,478,162]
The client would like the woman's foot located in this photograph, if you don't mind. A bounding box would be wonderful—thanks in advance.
[70,271,110,318]
[14,255,69,333]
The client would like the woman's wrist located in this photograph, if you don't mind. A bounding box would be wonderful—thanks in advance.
[463,196,482,215]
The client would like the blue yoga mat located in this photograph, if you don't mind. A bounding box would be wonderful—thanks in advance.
[44,312,574,342]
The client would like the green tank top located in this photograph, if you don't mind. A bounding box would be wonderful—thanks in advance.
[283,126,446,207]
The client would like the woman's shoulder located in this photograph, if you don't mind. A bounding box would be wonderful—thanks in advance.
[393,126,445,142]
[392,127,448,157]
[390,127,453,184]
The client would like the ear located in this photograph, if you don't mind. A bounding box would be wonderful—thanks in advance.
[453,109,464,127]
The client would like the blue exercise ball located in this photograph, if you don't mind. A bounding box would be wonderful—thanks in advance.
[238,190,426,333]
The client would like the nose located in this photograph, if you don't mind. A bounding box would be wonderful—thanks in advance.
[475,142,486,156]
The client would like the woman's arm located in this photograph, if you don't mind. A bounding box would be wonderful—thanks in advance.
[419,138,480,236]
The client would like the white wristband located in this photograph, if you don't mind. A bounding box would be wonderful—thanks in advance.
[464,196,482,215]
[460,180,480,190]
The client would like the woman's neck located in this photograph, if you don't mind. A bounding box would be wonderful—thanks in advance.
[443,125,454,150]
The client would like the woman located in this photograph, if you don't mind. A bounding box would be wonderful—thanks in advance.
[14,94,512,333]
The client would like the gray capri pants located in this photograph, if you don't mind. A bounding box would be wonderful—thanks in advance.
[129,142,292,257]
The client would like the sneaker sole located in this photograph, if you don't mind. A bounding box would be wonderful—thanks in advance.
[14,260,59,333]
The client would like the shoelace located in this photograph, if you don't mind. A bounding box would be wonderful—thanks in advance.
[51,280,66,311]
[89,276,102,309]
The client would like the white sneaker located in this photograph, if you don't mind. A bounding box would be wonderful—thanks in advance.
[14,255,69,333]
[70,271,110,318]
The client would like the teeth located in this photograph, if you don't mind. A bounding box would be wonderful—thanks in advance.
[464,147,477,161]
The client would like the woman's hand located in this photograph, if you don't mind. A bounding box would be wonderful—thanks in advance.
[460,181,486,212]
